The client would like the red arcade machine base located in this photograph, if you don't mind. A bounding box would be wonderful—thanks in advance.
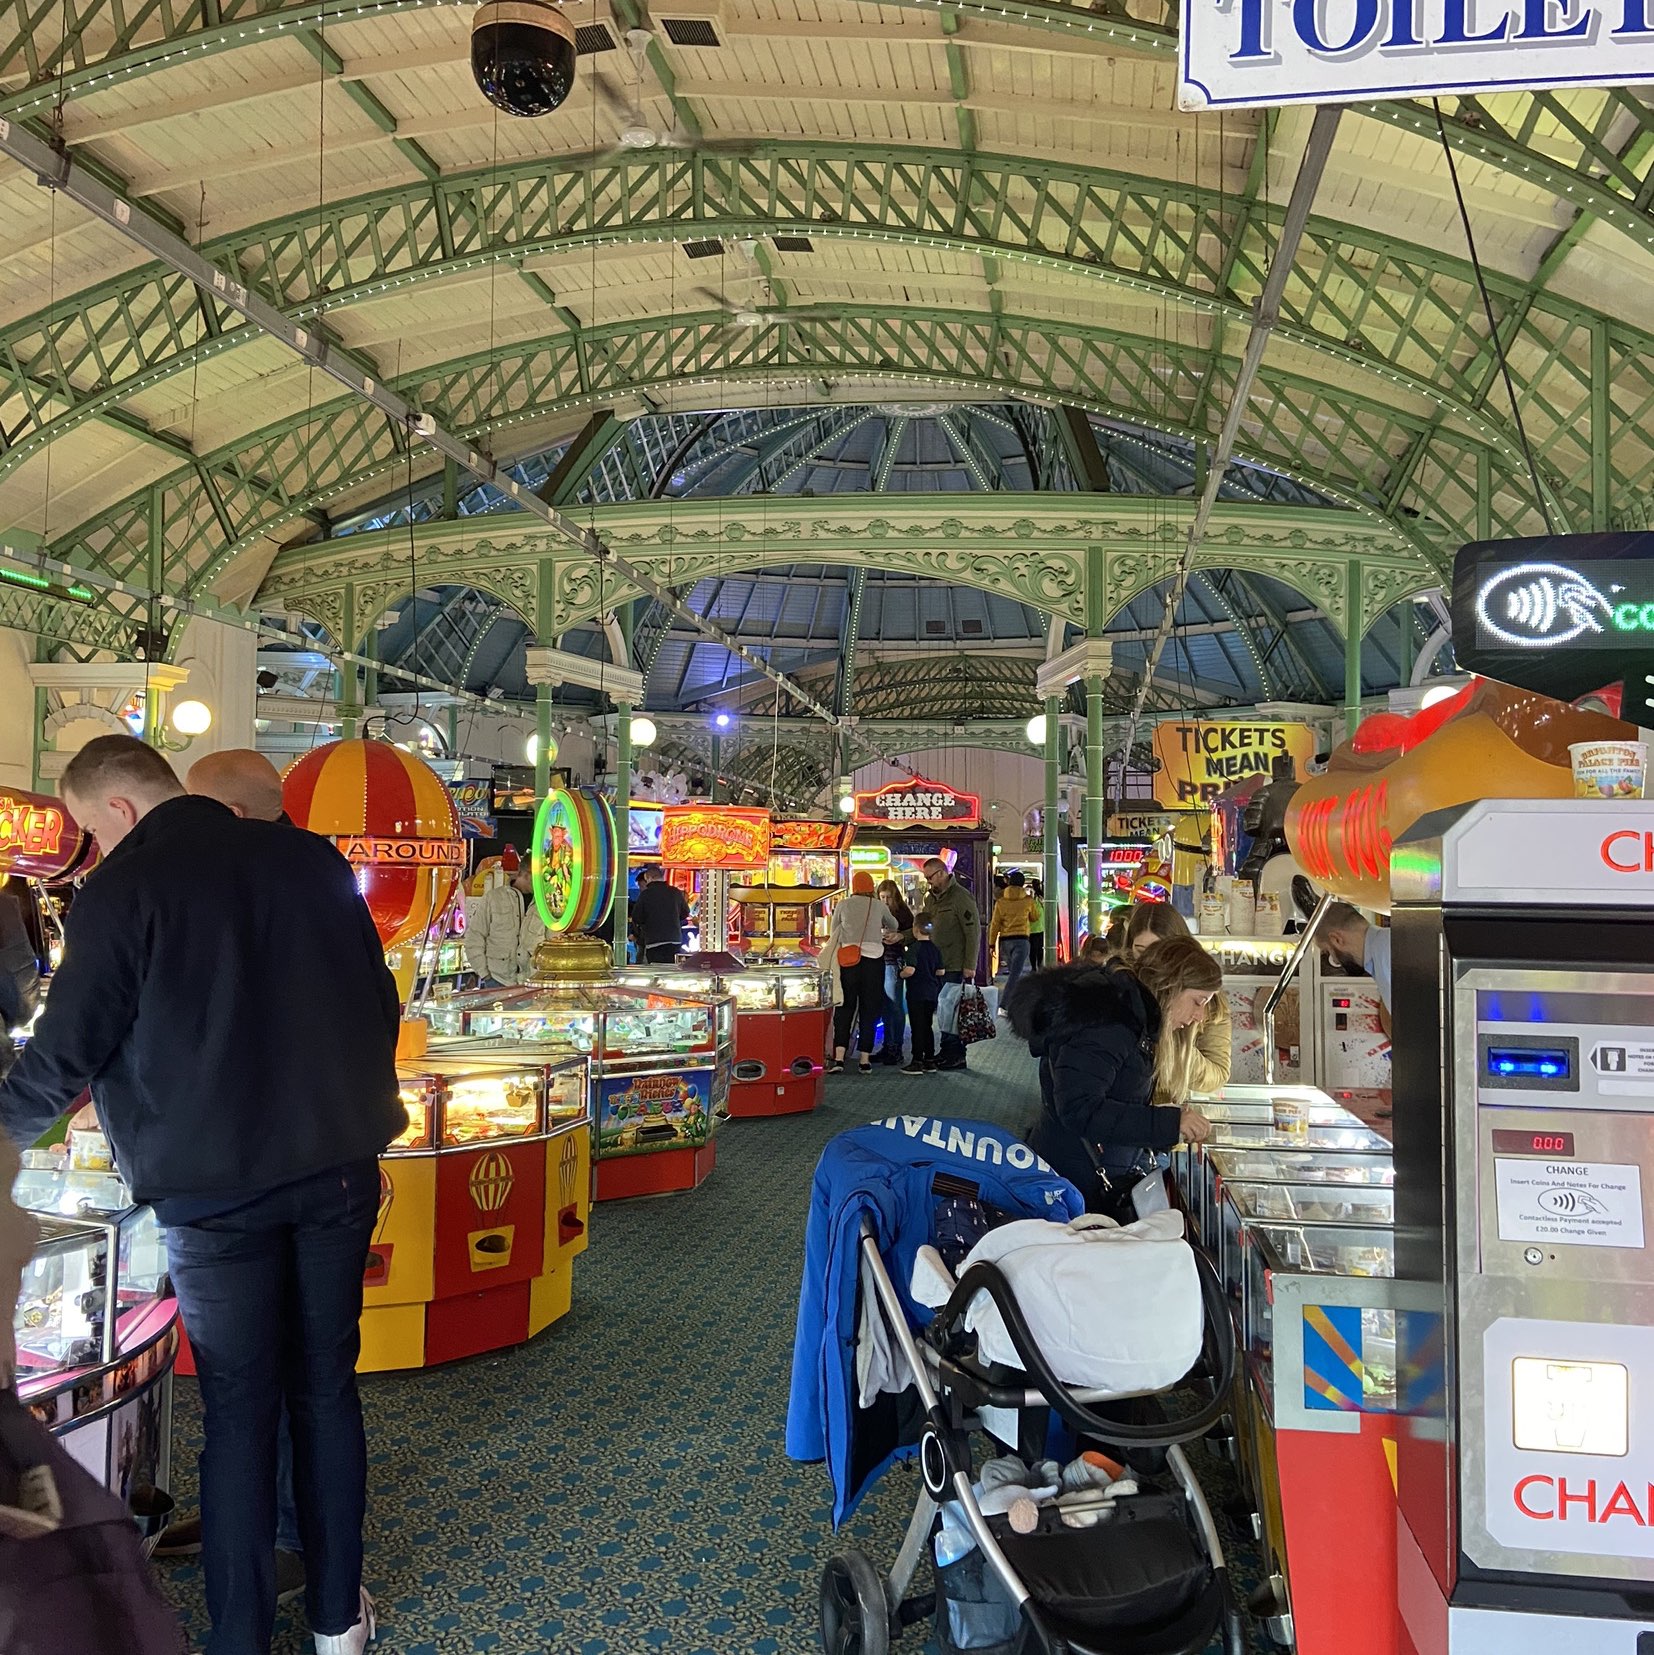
[596,1140,717,1201]
[727,1004,831,1116]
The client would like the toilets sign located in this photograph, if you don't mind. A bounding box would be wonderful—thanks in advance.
[1178,0,1654,110]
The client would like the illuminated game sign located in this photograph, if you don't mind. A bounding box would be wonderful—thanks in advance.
[532,787,618,933]
[660,806,772,869]
[1453,533,1654,722]
[0,788,94,884]
[1178,0,1654,111]
[1151,722,1316,808]
[854,779,980,829]
[770,818,853,852]
[336,835,466,866]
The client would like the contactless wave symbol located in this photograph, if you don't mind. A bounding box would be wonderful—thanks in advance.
[1539,1188,1607,1217]
[1476,562,1613,649]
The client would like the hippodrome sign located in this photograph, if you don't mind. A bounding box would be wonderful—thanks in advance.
[1179,0,1654,110]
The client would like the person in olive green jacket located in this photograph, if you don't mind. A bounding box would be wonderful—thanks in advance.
[919,858,982,1071]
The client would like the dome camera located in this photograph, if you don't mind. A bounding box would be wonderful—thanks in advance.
[471,0,577,118]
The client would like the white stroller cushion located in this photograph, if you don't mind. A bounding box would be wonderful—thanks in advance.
[911,1213,1203,1396]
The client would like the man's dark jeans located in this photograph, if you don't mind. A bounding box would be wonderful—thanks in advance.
[164,1159,378,1655]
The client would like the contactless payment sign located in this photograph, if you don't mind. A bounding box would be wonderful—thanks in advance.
[1452,532,1654,720]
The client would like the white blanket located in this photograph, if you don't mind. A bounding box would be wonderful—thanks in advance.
[911,1211,1203,1398]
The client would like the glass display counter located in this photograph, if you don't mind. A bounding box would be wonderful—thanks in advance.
[427,979,734,1200]
[616,962,831,1117]
[1233,1216,1399,1655]
[11,1156,178,1534]
[362,1049,593,1371]
[1217,1180,1395,1308]
[1173,1101,1389,1247]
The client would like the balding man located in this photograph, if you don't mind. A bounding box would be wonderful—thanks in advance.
[186,747,287,824]
[170,746,304,1605]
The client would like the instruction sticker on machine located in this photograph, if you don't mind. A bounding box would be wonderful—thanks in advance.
[1495,1160,1645,1250]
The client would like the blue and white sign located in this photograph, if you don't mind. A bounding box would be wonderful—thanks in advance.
[1179,0,1654,110]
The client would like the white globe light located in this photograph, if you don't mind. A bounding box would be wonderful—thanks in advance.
[838,793,856,816]
[527,731,559,766]
[1419,682,1459,709]
[629,715,658,749]
[170,698,213,737]
[1025,713,1046,746]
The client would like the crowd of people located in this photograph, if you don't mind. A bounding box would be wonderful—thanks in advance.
[825,858,984,1076]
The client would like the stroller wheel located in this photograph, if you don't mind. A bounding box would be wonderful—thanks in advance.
[819,1549,891,1655]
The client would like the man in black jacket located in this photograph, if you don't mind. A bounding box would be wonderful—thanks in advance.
[0,736,402,1655]
[629,864,691,963]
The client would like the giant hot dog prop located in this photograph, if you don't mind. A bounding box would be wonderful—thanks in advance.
[1283,680,1634,912]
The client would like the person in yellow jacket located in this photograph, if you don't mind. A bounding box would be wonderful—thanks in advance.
[987,870,1040,1009]
[1123,903,1232,1099]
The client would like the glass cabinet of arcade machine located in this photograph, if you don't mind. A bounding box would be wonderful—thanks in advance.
[1216,1178,1395,1306]
[1174,1107,1390,1247]
[1234,1216,1398,1655]
[616,963,832,1118]
[11,1175,179,1528]
[426,981,734,1200]
[364,1050,592,1372]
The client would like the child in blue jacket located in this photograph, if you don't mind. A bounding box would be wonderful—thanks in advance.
[900,918,945,1075]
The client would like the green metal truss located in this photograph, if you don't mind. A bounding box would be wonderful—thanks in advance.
[9,144,1654,564]
[45,300,1529,616]
[5,0,1653,272]
[252,493,1430,669]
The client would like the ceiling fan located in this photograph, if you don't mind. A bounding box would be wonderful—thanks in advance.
[595,28,697,154]
[687,282,841,350]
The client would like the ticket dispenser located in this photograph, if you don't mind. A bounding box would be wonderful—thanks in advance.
[1392,798,1654,1655]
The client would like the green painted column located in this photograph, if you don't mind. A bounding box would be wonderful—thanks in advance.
[534,684,553,799]
[31,684,47,792]
[337,668,360,741]
[1042,692,1060,957]
[1345,560,1363,740]
[1085,674,1106,940]
[709,732,723,804]
[614,704,633,960]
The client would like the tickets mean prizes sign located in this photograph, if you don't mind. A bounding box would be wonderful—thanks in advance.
[1151,722,1317,809]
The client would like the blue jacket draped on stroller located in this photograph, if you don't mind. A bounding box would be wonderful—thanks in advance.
[786,1114,1084,1525]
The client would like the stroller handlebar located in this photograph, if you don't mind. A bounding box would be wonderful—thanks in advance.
[932,1243,1237,1448]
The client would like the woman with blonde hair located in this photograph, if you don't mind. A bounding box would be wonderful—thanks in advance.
[1123,903,1232,1096]
[1008,934,1220,1215]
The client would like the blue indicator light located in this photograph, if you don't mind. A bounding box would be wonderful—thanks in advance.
[1487,1046,1571,1081]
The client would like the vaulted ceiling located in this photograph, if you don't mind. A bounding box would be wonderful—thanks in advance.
[0,0,1647,718]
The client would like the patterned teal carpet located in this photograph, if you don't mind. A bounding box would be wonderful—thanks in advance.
[158,1032,1265,1653]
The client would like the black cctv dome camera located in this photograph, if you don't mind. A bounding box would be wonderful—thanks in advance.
[471,0,577,118]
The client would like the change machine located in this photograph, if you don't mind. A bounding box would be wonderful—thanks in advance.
[1393,797,1654,1654]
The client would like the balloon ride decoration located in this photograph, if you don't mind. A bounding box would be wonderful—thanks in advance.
[282,738,464,954]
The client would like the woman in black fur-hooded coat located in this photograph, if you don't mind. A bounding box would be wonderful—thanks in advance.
[1005,940,1220,1210]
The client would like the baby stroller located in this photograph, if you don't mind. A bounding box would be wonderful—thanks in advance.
[800,1123,1242,1655]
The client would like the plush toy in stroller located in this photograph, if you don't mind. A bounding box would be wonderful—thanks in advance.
[787,1116,1243,1655]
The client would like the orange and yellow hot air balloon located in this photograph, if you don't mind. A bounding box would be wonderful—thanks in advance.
[282,739,464,960]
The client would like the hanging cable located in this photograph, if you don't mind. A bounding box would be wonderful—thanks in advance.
[1431,100,1555,536]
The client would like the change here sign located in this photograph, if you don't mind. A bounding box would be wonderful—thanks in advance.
[1495,1159,1646,1249]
